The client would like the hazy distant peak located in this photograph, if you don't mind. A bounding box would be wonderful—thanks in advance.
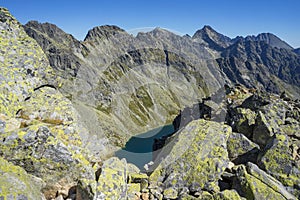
[150,27,181,36]
[84,25,126,42]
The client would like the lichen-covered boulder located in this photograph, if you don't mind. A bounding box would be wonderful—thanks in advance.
[149,119,231,195]
[246,162,296,199]
[233,163,297,200]
[0,124,96,199]
[95,157,144,199]
[227,132,260,164]
[229,108,256,138]
[127,183,140,200]
[163,187,178,199]
[258,134,300,198]
[252,100,286,147]
[0,157,46,200]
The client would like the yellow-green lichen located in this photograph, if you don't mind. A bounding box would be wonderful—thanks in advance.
[0,156,45,199]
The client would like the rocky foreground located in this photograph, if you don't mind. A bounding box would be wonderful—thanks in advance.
[0,7,300,200]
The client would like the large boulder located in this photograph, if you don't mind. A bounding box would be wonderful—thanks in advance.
[233,163,296,200]
[229,108,256,139]
[227,132,260,164]
[252,100,286,147]
[258,134,300,198]
[149,119,232,198]
[95,157,147,200]
[213,189,242,200]
[0,157,46,200]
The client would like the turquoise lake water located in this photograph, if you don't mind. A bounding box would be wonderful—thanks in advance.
[115,124,174,171]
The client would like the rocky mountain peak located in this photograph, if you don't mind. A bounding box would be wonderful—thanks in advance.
[24,20,82,50]
[84,25,126,42]
[202,25,215,32]
[245,32,293,50]
[152,27,172,34]
[136,27,180,39]
[25,20,64,38]
[192,25,232,50]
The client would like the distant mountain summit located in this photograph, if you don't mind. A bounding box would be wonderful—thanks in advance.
[245,32,293,50]
[192,25,232,50]
[84,25,126,41]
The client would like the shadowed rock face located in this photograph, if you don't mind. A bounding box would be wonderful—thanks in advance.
[218,40,300,93]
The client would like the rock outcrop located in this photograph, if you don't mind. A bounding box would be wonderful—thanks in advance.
[0,8,97,199]
[146,85,300,199]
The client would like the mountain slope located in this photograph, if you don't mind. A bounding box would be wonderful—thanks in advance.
[23,19,300,158]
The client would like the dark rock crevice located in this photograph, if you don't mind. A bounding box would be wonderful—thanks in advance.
[33,84,57,91]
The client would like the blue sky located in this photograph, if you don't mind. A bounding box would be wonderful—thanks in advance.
[1,0,300,47]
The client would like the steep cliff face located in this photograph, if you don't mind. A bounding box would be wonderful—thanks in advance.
[23,21,88,78]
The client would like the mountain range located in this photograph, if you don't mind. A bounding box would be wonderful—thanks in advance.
[23,20,300,155]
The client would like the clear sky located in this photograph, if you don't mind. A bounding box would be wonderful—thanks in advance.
[1,0,299,48]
